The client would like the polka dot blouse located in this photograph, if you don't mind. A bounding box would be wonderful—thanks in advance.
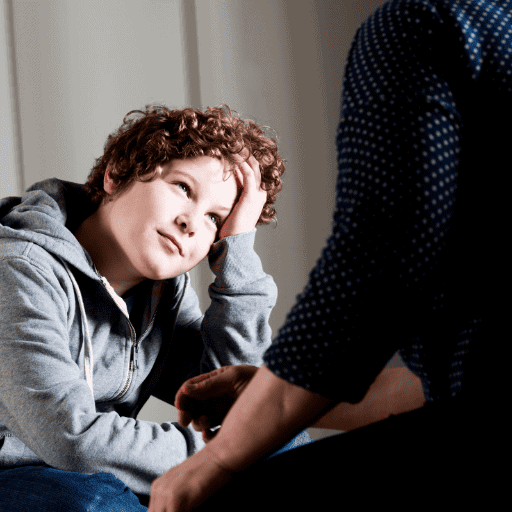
[264,0,512,404]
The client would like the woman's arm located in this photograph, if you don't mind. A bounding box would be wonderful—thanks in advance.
[149,365,333,511]
[149,363,425,510]
[206,365,333,470]
[310,366,425,431]
[174,362,425,437]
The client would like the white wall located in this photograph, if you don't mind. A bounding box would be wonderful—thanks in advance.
[1,0,391,438]
[9,0,188,188]
[190,0,389,333]
[0,0,22,196]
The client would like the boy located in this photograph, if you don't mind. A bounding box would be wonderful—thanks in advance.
[0,105,286,509]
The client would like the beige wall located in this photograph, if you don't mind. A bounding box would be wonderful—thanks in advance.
[0,0,22,196]
[1,0,390,439]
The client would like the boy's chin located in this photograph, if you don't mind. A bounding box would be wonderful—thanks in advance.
[148,260,207,281]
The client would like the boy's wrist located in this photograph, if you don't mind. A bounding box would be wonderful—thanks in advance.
[214,228,256,243]
[208,230,261,282]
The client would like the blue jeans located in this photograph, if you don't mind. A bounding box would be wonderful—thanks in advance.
[266,429,313,459]
[0,431,313,511]
[0,465,147,511]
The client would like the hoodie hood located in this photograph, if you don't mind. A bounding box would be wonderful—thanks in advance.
[0,179,107,397]
[0,179,99,280]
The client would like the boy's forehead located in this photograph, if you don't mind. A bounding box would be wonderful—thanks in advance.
[162,157,235,179]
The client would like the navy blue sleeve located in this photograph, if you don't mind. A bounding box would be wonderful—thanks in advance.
[264,0,512,403]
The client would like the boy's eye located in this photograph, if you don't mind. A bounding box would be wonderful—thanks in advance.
[207,214,219,225]
[177,183,189,194]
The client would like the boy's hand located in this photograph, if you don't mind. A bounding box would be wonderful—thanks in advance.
[218,151,267,239]
[174,365,258,442]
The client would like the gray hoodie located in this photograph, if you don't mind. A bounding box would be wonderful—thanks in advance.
[0,179,276,495]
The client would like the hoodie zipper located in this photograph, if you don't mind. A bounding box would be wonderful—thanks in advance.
[97,274,159,403]
[113,306,160,402]
[115,323,137,401]
[131,273,190,419]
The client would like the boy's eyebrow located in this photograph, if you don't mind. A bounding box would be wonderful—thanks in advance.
[171,169,233,215]
[214,204,232,215]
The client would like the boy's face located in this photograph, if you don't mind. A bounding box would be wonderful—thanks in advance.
[104,155,238,283]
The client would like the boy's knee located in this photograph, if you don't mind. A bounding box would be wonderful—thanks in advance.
[0,466,145,512]
[63,471,146,512]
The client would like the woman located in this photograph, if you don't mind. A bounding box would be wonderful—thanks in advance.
[149,1,509,509]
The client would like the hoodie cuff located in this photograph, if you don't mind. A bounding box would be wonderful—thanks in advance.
[208,230,264,289]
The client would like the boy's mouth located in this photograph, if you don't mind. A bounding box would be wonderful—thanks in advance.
[159,232,183,256]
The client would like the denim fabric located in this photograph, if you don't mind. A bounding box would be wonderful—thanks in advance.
[0,465,147,511]
[0,431,312,510]
[266,429,313,459]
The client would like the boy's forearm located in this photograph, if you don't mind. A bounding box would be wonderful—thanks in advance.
[202,231,276,369]
[310,366,426,431]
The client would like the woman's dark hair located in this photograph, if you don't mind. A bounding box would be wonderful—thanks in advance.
[86,104,285,224]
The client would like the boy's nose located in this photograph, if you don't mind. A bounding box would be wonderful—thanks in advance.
[176,212,198,236]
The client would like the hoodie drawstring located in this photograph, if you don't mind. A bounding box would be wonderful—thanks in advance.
[60,259,94,397]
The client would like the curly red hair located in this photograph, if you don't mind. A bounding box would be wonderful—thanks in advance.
[86,104,285,224]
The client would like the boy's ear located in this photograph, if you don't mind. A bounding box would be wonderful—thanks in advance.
[103,167,116,195]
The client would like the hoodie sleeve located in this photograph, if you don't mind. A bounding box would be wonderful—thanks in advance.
[0,251,205,495]
[202,229,277,370]
[168,230,277,384]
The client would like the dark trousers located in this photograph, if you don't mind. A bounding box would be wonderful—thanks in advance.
[198,400,500,511]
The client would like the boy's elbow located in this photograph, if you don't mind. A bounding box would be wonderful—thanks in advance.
[41,436,107,474]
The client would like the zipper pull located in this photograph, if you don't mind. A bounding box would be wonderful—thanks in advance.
[133,344,139,371]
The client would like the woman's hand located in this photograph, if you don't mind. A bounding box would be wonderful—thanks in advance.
[218,151,267,239]
[147,445,233,512]
[153,366,333,511]
[174,365,258,442]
